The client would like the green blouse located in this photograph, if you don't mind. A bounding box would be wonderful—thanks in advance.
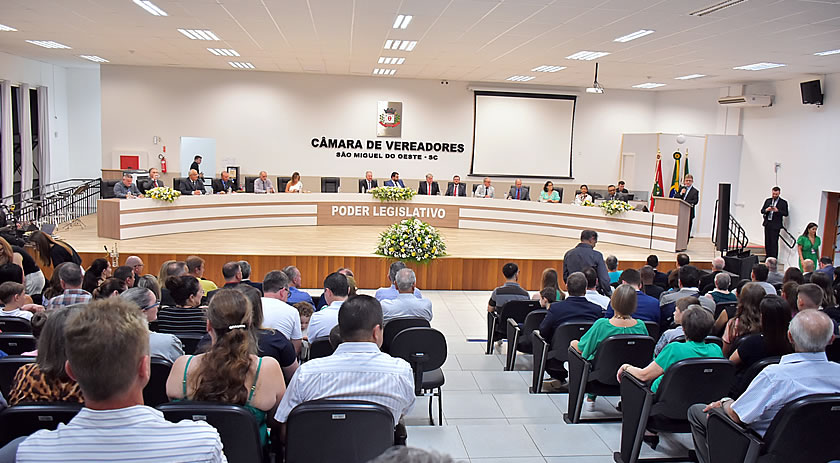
[540,190,560,202]
[577,318,649,360]
[797,235,821,271]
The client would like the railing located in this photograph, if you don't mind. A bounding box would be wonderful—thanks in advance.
[711,199,750,255]
[779,226,796,249]
[0,178,101,228]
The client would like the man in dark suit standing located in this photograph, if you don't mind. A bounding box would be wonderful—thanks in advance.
[384,171,405,188]
[359,170,378,193]
[679,174,699,238]
[417,173,440,195]
[445,175,467,197]
[563,230,612,296]
[189,155,203,178]
[508,179,530,201]
[761,186,788,259]
[179,169,206,195]
[212,171,238,194]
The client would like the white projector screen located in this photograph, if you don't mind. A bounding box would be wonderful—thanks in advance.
[471,91,576,178]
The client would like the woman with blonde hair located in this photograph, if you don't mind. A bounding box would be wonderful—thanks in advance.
[285,172,303,193]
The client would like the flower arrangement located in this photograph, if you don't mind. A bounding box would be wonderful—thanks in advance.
[146,186,182,203]
[375,217,446,264]
[580,199,596,207]
[598,199,634,216]
[369,186,416,202]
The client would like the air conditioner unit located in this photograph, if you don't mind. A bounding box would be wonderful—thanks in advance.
[717,95,772,107]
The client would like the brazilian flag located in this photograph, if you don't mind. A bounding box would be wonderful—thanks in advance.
[668,151,682,198]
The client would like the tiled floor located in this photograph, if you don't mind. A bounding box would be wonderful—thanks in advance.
[389,289,697,462]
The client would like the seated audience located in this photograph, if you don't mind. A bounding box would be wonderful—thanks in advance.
[16,298,225,462]
[606,269,660,323]
[817,256,835,276]
[211,170,237,194]
[802,259,816,282]
[573,184,593,205]
[0,237,43,296]
[765,257,784,285]
[283,265,313,305]
[730,295,792,370]
[641,265,665,300]
[376,261,423,301]
[721,283,765,355]
[254,170,275,193]
[655,296,700,356]
[236,285,299,382]
[186,255,218,293]
[474,177,495,198]
[810,272,839,314]
[705,273,737,305]
[82,257,111,293]
[606,255,620,284]
[125,256,144,284]
[261,270,303,353]
[294,301,314,339]
[796,283,823,312]
[508,179,530,201]
[207,261,243,302]
[10,305,84,405]
[121,287,184,364]
[92,277,128,299]
[308,272,350,340]
[688,310,840,463]
[40,262,65,300]
[699,257,725,291]
[583,267,611,310]
[660,265,715,318]
[539,181,560,203]
[487,262,529,313]
[274,295,415,431]
[113,172,144,199]
[238,260,263,294]
[781,281,799,315]
[783,266,804,284]
[167,288,285,447]
[137,274,161,301]
[113,265,136,289]
[751,264,776,295]
[157,275,206,335]
[539,287,558,308]
[22,311,49,356]
[158,260,188,306]
[29,230,82,268]
[381,268,433,322]
[315,267,354,309]
[285,172,303,192]
[646,255,669,289]
[180,169,207,195]
[532,267,564,301]
[45,263,92,310]
[0,281,42,320]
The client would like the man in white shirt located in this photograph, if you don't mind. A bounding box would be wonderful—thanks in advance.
[0,282,42,320]
[307,272,349,340]
[14,298,226,462]
[274,294,415,429]
[254,171,275,193]
[380,269,433,322]
[582,268,610,310]
[375,261,423,301]
[120,287,184,364]
[659,265,716,313]
[474,177,495,198]
[261,270,303,354]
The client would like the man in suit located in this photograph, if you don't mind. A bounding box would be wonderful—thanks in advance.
[417,173,440,195]
[646,255,669,289]
[384,171,405,188]
[760,186,789,259]
[617,180,629,194]
[508,179,530,201]
[699,257,725,292]
[606,184,621,201]
[679,174,699,238]
[189,155,203,178]
[238,260,263,294]
[474,177,495,198]
[146,167,165,190]
[180,169,206,195]
[563,230,612,296]
[445,175,467,197]
[359,170,378,193]
[211,171,237,194]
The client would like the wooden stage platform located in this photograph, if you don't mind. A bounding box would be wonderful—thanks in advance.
[58,215,717,291]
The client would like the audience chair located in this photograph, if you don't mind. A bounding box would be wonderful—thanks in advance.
[0,318,31,333]
[321,177,340,193]
[308,337,336,361]
[530,322,594,394]
[826,339,840,363]
[615,359,736,463]
[707,393,840,463]
[565,334,655,423]
[143,358,173,407]
[0,403,83,446]
[486,299,540,354]
[643,321,660,341]
[158,401,264,463]
[244,176,259,193]
[277,177,291,192]
[729,356,780,399]
[0,334,36,356]
[390,327,447,425]
[285,400,395,463]
[672,335,724,348]
[176,333,205,355]
[381,318,431,354]
[0,356,35,398]
[505,309,547,371]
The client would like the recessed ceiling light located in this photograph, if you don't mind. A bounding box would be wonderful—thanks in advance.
[633,83,666,89]
[0,24,17,32]
[372,68,396,76]
[208,48,240,57]
[566,51,610,61]
[178,29,220,41]
[384,40,417,51]
[614,29,655,43]
[814,49,840,56]
[507,76,535,82]
[80,55,109,63]
[393,14,413,29]
[675,74,707,80]
[228,61,255,69]
[378,57,405,65]
[690,0,747,17]
[531,65,566,72]
[132,0,167,16]
[26,40,71,49]
[733,62,785,71]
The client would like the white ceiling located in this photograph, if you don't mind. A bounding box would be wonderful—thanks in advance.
[1,0,839,90]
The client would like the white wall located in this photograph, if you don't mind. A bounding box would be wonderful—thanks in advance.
[653,88,722,136]
[66,68,102,179]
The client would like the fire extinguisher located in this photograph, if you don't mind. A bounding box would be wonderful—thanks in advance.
[159,147,167,173]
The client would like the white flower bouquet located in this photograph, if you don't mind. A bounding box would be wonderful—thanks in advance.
[369,186,416,202]
[146,186,182,203]
[375,217,447,264]
[598,199,634,216]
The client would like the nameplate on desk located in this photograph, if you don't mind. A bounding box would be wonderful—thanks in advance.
[316,202,459,227]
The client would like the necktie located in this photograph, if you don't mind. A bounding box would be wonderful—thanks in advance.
[367,181,371,190]
[516,188,520,200]
[428,184,431,195]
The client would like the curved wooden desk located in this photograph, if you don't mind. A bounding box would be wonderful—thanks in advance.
[97,193,684,251]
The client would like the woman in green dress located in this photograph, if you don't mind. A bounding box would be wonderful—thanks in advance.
[539,181,560,203]
[797,222,821,271]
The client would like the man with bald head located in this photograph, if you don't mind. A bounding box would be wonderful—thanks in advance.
[765,257,783,285]
[474,177,495,198]
[699,256,726,291]
[125,256,144,287]
[179,169,206,195]
[254,171,275,193]
[359,171,378,193]
[212,170,238,194]
[508,179,530,201]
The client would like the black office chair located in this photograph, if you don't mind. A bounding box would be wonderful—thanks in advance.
[565,334,655,423]
[100,179,120,199]
[530,322,594,393]
[143,358,173,407]
[0,334,36,355]
[472,183,479,194]
[0,355,35,398]
[176,333,205,355]
[244,176,259,193]
[321,177,340,193]
[381,318,430,354]
[172,177,186,192]
[707,393,840,463]
[505,309,547,371]
[0,318,31,333]
[643,321,660,341]
[486,300,540,355]
[615,358,736,463]
[0,403,83,446]
[730,356,780,399]
[308,337,335,361]
[157,401,265,463]
[285,400,395,463]
[278,177,292,192]
[390,327,447,425]
[827,339,840,363]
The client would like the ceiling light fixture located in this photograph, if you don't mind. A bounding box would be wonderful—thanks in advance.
[690,0,748,17]
[80,55,109,63]
[614,29,655,43]
[378,57,405,65]
[228,61,255,69]
[633,82,666,89]
[26,40,71,49]
[132,0,168,16]
[814,49,840,56]
[0,24,17,32]
[208,48,240,57]
[372,68,396,76]
[178,29,220,40]
[393,14,413,29]
[384,40,416,51]
[531,65,566,72]
[733,62,785,71]
[586,62,604,94]
[675,74,707,80]
[566,51,610,61]
[506,75,535,82]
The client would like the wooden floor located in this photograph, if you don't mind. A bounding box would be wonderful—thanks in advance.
[56,215,717,291]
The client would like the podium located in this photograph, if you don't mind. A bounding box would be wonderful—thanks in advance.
[654,197,691,251]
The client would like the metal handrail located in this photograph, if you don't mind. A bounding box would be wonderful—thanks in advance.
[711,199,750,255]
[0,178,101,228]
[779,226,796,249]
